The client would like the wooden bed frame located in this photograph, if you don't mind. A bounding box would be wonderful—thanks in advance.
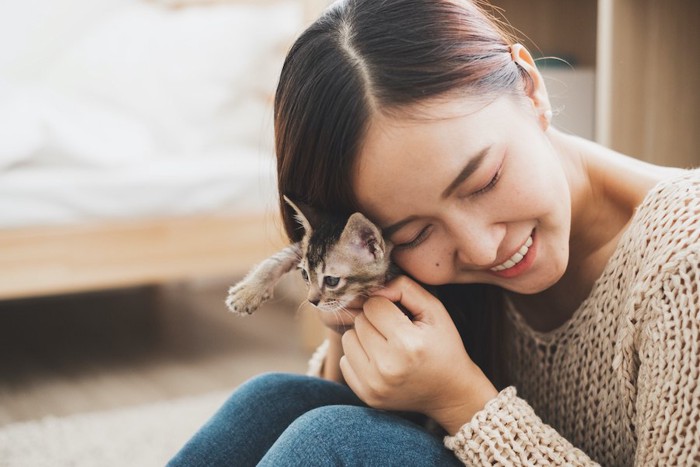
[0,210,331,350]
[0,212,286,301]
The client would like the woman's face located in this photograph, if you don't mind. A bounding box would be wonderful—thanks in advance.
[353,95,571,294]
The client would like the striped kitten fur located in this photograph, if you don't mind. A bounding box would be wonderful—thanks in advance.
[226,197,398,316]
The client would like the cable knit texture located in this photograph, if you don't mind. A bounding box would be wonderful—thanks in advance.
[443,386,596,465]
[306,338,330,377]
[311,170,700,466]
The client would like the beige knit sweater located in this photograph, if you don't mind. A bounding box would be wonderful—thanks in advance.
[308,169,700,466]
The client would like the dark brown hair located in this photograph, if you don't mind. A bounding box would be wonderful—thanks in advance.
[274,0,527,387]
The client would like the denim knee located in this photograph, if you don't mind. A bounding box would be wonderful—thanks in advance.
[259,405,461,466]
[258,406,361,466]
[234,372,362,407]
[235,372,306,399]
[168,374,361,467]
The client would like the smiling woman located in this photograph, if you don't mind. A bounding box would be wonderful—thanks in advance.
[169,0,700,465]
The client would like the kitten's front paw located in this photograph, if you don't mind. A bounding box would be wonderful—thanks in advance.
[225,283,271,316]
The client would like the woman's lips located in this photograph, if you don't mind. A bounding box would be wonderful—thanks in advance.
[489,229,537,279]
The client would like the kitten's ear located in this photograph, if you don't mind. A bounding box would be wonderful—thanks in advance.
[283,195,316,236]
[340,212,386,261]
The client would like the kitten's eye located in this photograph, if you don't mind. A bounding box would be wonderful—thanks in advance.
[300,269,309,282]
[323,276,340,288]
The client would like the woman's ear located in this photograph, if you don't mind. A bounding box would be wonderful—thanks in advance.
[511,43,552,130]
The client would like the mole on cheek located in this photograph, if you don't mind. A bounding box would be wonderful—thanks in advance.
[435,262,440,268]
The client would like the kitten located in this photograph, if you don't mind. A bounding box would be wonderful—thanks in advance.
[226,196,398,316]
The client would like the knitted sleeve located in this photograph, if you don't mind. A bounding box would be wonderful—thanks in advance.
[443,387,600,466]
[306,338,330,377]
[633,251,700,465]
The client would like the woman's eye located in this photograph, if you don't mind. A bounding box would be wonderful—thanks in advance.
[472,166,502,196]
[395,226,431,249]
[323,276,340,287]
[300,269,309,282]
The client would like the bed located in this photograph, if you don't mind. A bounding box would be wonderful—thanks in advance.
[0,0,323,301]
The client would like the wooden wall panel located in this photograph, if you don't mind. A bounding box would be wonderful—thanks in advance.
[608,0,700,168]
[489,0,597,67]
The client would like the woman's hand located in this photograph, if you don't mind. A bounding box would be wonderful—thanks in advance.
[339,276,499,435]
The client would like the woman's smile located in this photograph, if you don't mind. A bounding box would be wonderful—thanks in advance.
[487,229,537,278]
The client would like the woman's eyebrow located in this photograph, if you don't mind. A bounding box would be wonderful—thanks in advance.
[383,215,418,238]
[440,145,492,199]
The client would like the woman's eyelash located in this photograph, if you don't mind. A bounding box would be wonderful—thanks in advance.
[396,226,431,249]
[472,165,502,196]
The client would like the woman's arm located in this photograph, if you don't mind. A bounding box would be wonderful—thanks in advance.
[444,386,599,466]
[633,252,700,464]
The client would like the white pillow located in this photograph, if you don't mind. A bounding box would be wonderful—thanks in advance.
[0,79,43,169]
[0,77,158,169]
[43,1,303,156]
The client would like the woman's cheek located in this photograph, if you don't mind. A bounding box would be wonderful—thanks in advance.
[393,248,454,285]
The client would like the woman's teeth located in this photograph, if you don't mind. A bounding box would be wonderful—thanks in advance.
[491,235,533,272]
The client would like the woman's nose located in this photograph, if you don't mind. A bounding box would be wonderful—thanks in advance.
[452,222,503,268]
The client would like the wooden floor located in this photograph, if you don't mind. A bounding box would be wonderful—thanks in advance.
[0,276,313,427]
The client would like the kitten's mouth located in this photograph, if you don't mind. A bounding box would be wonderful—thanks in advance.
[315,302,334,312]
[315,297,364,312]
[314,300,361,334]
[315,300,351,313]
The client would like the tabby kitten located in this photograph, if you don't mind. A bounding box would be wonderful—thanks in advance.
[226,197,397,316]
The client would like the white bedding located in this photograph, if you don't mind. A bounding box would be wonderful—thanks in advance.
[0,151,277,228]
[0,0,303,228]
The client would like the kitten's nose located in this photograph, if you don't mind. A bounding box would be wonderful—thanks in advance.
[309,298,320,306]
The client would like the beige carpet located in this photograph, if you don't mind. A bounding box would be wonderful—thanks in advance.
[0,390,231,467]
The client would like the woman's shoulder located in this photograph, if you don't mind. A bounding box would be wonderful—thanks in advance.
[631,167,700,268]
[642,167,700,204]
[615,168,699,339]
[637,167,700,229]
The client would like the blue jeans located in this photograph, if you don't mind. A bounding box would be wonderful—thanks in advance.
[167,373,462,466]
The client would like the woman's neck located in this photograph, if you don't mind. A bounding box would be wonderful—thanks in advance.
[554,129,681,255]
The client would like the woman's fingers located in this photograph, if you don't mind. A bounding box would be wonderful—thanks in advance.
[360,296,413,341]
[353,311,390,352]
[371,276,443,324]
[339,354,364,397]
[341,328,369,371]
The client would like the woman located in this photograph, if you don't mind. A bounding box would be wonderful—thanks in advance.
[170,0,699,465]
